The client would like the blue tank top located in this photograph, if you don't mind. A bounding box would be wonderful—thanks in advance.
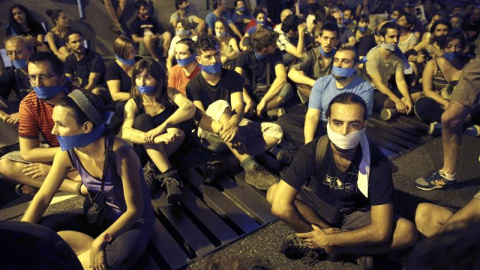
[68,137,155,224]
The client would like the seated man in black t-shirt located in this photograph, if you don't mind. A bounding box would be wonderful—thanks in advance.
[267,93,417,266]
[131,0,172,61]
[235,28,293,118]
[186,35,283,190]
[64,29,106,95]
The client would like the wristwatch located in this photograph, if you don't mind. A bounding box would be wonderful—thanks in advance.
[103,233,113,243]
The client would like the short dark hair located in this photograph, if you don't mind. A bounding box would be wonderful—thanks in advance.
[195,35,220,55]
[175,0,187,10]
[281,15,300,33]
[136,0,150,10]
[56,90,106,128]
[320,22,340,38]
[379,22,399,37]
[253,8,266,19]
[441,29,466,50]
[27,51,64,76]
[250,28,278,52]
[234,0,244,7]
[64,29,83,44]
[430,19,451,34]
[326,93,368,121]
[358,15,369,23]
[176,38,196,55]
[337,45,359,65]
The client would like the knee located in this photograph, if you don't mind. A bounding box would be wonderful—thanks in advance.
[0,158,14,176]
[415,203,434,229]
[133,113,154,131]
[441,109,463,130]
[143,35,153,44]
[266,183,278,205]
[396,218,418,247]
[163,32,172,42]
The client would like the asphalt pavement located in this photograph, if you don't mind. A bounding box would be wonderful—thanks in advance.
[1,135,479,269]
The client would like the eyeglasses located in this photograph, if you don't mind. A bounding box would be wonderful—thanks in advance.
[6,50,24,57]
[27,74,58,83]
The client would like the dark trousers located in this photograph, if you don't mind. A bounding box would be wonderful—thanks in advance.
[40,209,153,269]
[414,96,444,123]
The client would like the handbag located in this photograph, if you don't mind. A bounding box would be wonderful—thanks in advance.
[83,135,115,228]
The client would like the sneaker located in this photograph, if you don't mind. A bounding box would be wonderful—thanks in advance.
[414,170,456,191]
[204,159,222,184]
[428,121,442,136]
[245,163,279,190]
[280,234,325,261]
[464,125,480,137]
[380,108,398,120]
[159,170,182,204]
[276,149,296,166]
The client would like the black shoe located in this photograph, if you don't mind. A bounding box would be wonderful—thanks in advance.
[159,170,182,204]
[0,143,20,157]
[276,149,296,166]
[280,234,325,262]
[204,159,222,184]
[143,162,159,196]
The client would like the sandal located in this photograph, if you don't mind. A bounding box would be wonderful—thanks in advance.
[15,184,36,196]
[77,182,87,197]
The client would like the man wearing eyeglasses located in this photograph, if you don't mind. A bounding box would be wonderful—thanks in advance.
[0,52,81,196]
[0,36,34,127]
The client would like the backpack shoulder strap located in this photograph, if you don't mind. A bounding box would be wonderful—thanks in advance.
[314,135,329,177]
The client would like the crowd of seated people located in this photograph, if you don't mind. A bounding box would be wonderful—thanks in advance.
[0,0,479,269]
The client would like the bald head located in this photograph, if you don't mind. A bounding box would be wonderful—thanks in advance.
[280,9,293,22]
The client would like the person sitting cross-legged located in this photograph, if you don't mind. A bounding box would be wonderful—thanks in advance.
[267,93,417,268]
[187,35,283,189]
[0,52,82,196]
[21,89,155,269]
[122,59,195,203]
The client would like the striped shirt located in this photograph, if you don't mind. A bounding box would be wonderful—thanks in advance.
[19,91,59,146]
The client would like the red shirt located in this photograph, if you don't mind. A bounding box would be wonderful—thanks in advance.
[19,91,59,146]
[167,64,201,96]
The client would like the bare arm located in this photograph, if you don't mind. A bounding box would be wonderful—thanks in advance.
[271,180,318,232]
[304,108,321,144]
[422,59,449,107]
[440,197,480,233]
[284,23,307,58]
[21,150,72,223]
[369,72,401,103]
[288,67,316,87]
[395,68,413,113]
[131,34,144,44]
[107,80,131,101]
[85,72,102,91]
[121,99,150,144]
[298,203,393,248]
[19,137,59,163]
[192,16,206,34]
[260,63,287,104]
[92,146,145,250]
[228,22,244,40]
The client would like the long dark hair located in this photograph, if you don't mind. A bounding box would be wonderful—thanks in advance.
[130,59,169,106]
[9,4,39,35]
